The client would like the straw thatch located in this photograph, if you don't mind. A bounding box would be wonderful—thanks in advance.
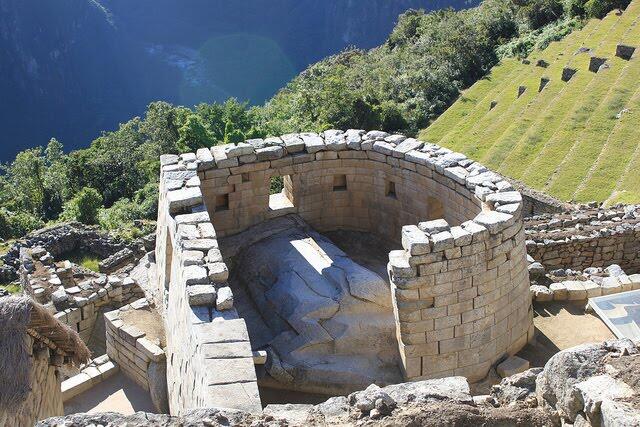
[0,296,90,411]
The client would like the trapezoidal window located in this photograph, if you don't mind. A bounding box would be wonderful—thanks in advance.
[215,193,229,212]
[386,180,397,199]
[333,174,347,191]
[269,175,294,212]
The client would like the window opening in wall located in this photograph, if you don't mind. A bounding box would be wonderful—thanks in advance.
[270,175,284,195]
[269,175,295,213]
[333,174,347,191]
[386,180,397,199]
[215,193,229,211]
[242,172,250,183]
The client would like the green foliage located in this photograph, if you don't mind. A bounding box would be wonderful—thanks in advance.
[62,187,103,225]
[0,208,44,239]
[223,121,246,144]
[515,0,564,30]
[564,0,588,16]
[497,17,582,58]
[65,249,101,272]
[0,284,22,294]
[176,114,214,153]
[584,0,630,18]
[262,1,525,135]
[270,176,284,195]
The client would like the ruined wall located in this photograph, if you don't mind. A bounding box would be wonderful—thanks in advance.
[0,337,63,426]
[525,206,640,273]
[507,180,568,217]
[20,248,145,343]
[158,129,533,388]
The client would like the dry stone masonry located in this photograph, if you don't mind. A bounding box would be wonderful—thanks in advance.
[104,298,168,413]
[525,204,640,273]
[155,129,533,413]
[19,246,145,343]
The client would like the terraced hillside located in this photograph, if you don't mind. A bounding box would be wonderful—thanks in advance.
[419,2,640,205]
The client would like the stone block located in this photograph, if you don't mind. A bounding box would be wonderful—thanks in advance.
[167,187,202,214]
[564,281,587,301]
[188,285,217,307]
[473,211,513,234]
[431,231,454,252]
[216,286,234,311]
[300,133,325,153]
[496,356,529,378]
[204,381,262,413]
[401,225,430,255]
[183,265,208,286]
[207,262,229,282]
[550,282,567,300]
[418,219,449,234]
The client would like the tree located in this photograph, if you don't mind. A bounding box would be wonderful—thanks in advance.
[176,114,214,153]
[223,121,246,144]
[2,148,46,216]
[61,187,103,225]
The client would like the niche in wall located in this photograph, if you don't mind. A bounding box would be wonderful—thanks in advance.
[333,174,347,191]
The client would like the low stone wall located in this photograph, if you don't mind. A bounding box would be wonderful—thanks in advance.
[99,248,136,274]
[1,222,154,278]
[61,354,118,401]
[0,337,64,427]
[525,205,640,273]
[104,299,168,413]
[507,179,569,217]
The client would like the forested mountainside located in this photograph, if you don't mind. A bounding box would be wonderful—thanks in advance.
[0,0,628,250]
[0,0,475,160]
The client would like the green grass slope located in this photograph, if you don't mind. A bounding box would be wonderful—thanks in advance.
[419,1,640,205]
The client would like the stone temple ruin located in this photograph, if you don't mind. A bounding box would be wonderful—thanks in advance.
[4,131,640,426]
[155,129,533,412]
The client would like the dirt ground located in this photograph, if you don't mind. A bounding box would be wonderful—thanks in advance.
[518,301,615,368]
[120,307,166,346]
[64,371,156,415]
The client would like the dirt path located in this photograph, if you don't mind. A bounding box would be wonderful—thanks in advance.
[518,301,615,368]
[64,371,156,415]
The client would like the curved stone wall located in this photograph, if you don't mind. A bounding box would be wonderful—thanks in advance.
[155,129,533,414]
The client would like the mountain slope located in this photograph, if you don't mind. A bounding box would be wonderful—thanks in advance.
[0,0,476,161]
[419,1,640,204]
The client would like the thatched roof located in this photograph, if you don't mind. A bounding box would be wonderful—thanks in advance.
[0,296,90,411]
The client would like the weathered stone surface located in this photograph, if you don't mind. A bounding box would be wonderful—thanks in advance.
[492,368,542,405]
[167,187,202,214]
[574,374,634,421]
[536,339,636,422]
[216,286,234,311]
[231,222,398,392]
[183,265,208,285]
[256,145,285,161]
[187,285,216,306]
